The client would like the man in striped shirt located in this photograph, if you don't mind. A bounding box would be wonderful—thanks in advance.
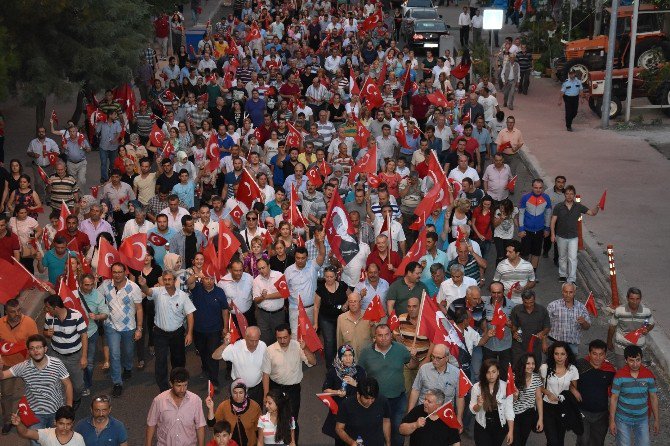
[44,294,88,409]
[1,334,72,438]
[492,239,536,304]
[47,162,79,210]
[609,345,660,445]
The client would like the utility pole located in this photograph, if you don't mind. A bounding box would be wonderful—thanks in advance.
[601,0,620,128]
[594,0,604,35]
[624,0,640,122]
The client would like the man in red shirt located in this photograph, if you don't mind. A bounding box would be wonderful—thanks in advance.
[56,215,91,254]
[153,13,170,60]
[451,124,481,171]
[366,234,401,285]
[279,73,302,102]
[410,86,431,130]
[0,216,20,263]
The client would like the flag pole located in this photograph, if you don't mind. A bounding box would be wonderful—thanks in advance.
[387,213,392,268]
[12,257,50,292]
[413,290,427,347]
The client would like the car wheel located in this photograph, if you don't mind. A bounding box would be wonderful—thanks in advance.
[564,59,590,83]
[591,96,621,119]
[588,96,601,114]
[636,44,666,70]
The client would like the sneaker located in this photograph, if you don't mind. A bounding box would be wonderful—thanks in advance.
[112,384,123,398]
[2,423,12,435]
[122,369,132,380]
[81,388,91,397]
[559,277,567,282]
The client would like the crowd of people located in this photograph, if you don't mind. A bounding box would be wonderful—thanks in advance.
[0,2,662,446]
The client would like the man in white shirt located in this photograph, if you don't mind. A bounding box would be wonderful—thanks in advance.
[160,194,190,232]
[121,205,155,240]
[448,154,481,187]
[471,9,483,44]
[213,326,267,405]
[218,259,255,326]
[252,259,287,346]
[458,7,471,47]
[436,264,477,311]
[324,49,343,75]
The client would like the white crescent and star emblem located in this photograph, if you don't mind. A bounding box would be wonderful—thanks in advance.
[18,403,27,413]
[442,407,454,418]
[365,83,375,96]
[220,234,232,250]
[0,343,12,354]
[133,242,147,260]
[321,398,331,408]
[104,253,115,267]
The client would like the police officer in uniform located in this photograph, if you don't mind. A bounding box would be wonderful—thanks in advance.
[558,69,584,131]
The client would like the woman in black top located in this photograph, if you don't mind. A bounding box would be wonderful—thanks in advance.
[135,246,162,368]
[328,94,347,128]
[314,266,350,369]
[321,344,367,440]
[269,239,294,273]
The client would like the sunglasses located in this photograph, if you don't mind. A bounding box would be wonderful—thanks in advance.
[246,216,258,221]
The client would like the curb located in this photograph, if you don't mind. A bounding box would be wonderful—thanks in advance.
[518,146,670,376]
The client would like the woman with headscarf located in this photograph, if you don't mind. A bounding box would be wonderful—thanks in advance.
[205,379,262,446]
[162,252,186,290]
[321,344,367,441]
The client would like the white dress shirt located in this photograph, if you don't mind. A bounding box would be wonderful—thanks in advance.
[221,339,267,387]
[219,273,254,313]
[436,276,478,307]
[252,270,286,312]
[160,207,190,231]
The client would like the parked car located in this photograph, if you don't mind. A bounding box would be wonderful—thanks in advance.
[400,8,441,41]
[406,19,451,52]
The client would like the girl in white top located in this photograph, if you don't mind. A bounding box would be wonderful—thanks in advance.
[470,359,515,445]
[257,389,295,446]
[539,341,581,446]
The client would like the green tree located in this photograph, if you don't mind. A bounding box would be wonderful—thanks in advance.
[0,0,180,128]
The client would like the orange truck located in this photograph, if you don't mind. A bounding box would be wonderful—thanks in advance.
[555,5,670,82]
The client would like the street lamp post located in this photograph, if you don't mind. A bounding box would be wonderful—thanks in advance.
[482,9,504,79]
[601,0,621,128]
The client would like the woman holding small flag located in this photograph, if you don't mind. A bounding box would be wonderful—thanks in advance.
[469,359,515,445]
[205,379,262,446]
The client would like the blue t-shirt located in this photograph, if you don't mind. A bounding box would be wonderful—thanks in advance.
[191,282,229,332]
[270,154,289,186]
[147,228,177,268]
[172,181,196,208]
[75,416,128,446]
[42,249,76,284]
[245,98,266,127]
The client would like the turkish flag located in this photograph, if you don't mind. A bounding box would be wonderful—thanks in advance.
[202,241,220,279]
[436,401,462,430]
[148,232,168,246]
[585,292,598,316]
[0,259,32,304]
[624,327,646,345]
[230,302,249,338]
[218,221,241,271]
[395,123,409,149]
[229,205,244,226]
[377,61,388,87]
[598,190,607,211]
[507,175,518,193]
[298,296,323,352]
[368,174,381,188]
[58,280,89,326]
[306,167,323,187]
[387,310,400,332]
[497,141,512,153]
[527,334,539,353]
[207,132,221,172]
[359,268,366,282]
[348,142,377,183]
[409,213,426,231]
[57,201,70,232]
[427,90,448,108]
[286,122,303,148]
[162,140,175,159]
[46,152,59,166]
[236,169,263,208]
[97,238,121,279]
[318,160,333,177]
[353,118,370,148]
[261,230,274,250]
[349,67,360,96]
[506,364,517,397]
[229,313,242,344]
[491,300,508,340]
[41,230,51,251]
[359,78,384,109]
[90,185,99,198]
[395,229,428,276]
[316,393,339,414]
[0,340,28,357]
[208,380,216,398]
[289,185,307,228]
[296,234,305,248]
[362,295,386,322]
[417,293,446,339]
[119,233,148,271]
[17,396,40,427]
[458,368,473,398]
[507,281,520,299]
[324,190,360,266]
[37,166,49,184]
[274,274,290,298]
[359,9,383,32]
[246,23,262,42]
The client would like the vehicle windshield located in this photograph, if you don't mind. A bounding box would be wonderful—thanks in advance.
[412,10,439,19]
[415,21,447,31]
[406,0,434,8]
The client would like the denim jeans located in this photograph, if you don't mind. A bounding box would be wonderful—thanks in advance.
[99,149,117,182]
[615,417,650,446]
[84,331,98,389]
[387,392,407,446]
[105,327,135,385]
[470,346,483,383]
[31,413,55,446]
[319,316,337,369]
[556,236,579,282]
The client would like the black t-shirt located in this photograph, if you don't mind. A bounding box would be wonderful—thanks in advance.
[0,167,10,200]
[463,188,485,209]
[121,173,137,188]
[336,395,390,446]
[156,172,180,193]
[402,405,460,446]
[184,233,198,269]
[575,358,615,413]
[315,280,348,320]
[269,254,294,273]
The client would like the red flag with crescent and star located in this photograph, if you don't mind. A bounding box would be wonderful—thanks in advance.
[359,9,383,32]
[218,221,241,271]
[359,78,384,109]
[316,393,339,414]
[362,295,386,322]
[119,233,148,271]
[274,274,290,298]
[458,369,473,398]
[506,364,517,397]
[0,340,28,357]
[17,396,40,426]
[585,291,598,316]
[324,189,359,266]
[436,401,462,429]
[306,167,323,187]
[0,258,32,304]
[58,279,89,326]
[387,310,400,332]
[491,300,508,340]
[229,205,244,226]
[229,313,242,344]
[201,242,220,279]
[207,132,221,172]
[97,238,121,279]
[624,327,646,345]
[298,296,323,352]
[57,201,70,232]
[148,232,168,247]
[236,169,263,208]
[150,123,165,147]
[395,229,428,276]
[348,141,377,183]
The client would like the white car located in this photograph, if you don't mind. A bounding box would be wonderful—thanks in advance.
[401,0,438,17]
